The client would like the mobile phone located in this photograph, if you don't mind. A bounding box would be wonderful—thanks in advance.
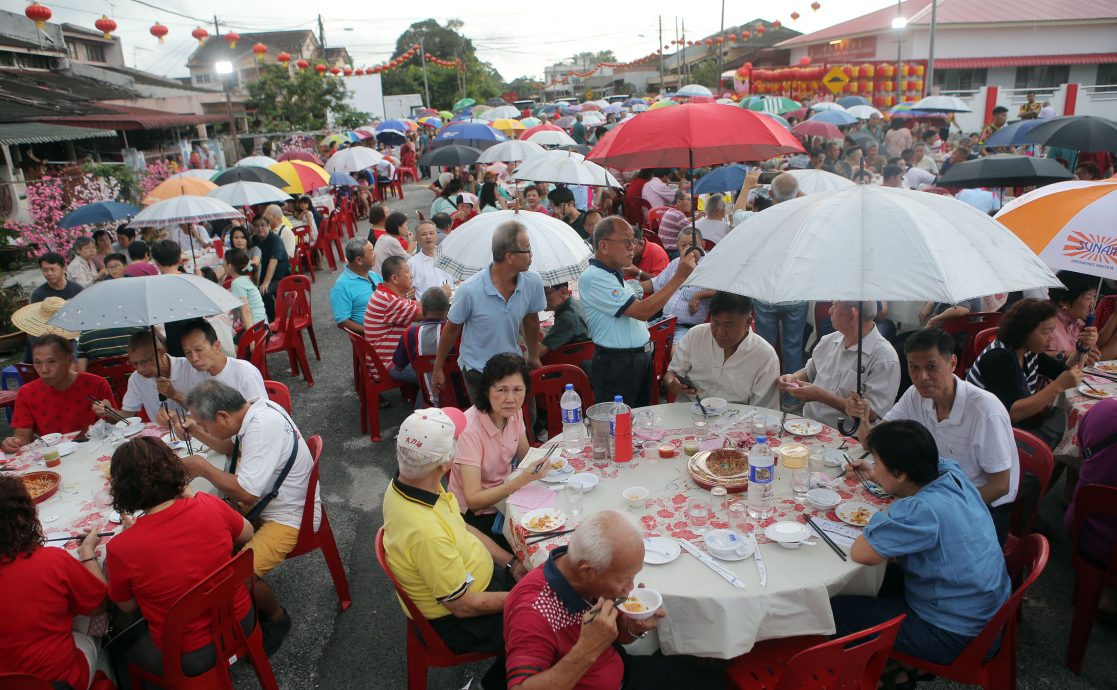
[758,171,782,185]
[675,375,697,391]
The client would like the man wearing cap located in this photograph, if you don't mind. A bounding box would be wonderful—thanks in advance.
[383,407,525,690]
[978,106,1009,156]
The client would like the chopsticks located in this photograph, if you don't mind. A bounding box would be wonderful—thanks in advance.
[44,532,114,543]
[583,596,628,624]
[805,516,848,562]
[175,409,194,455]
[87,396,128,424]
[526,528,575,545]
[677,538,746,589]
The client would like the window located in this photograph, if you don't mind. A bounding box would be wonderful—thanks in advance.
[1015,65,1069,90]
[933,68,986,92]
[66,42,79,60]
[194,73,211,84]
[84,43,105,63]
[1098,63,1117,86]
[16,54,50,70]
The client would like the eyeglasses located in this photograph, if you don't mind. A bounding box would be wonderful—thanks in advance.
[510,247,533,254]
[602,238,638,249]
[128,353,156,367]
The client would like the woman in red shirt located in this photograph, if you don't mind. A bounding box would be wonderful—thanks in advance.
[0,476,107,689]
[449,194,479,230]
[95,437,255,678]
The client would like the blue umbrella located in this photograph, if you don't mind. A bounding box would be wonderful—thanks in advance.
[375,119,410,133]
[602,104,622,115]
[623,98,645,107]
[59,201,140,229]
[810,109,859,126]
[431,122,508,150]
[328,172,360,187]
[983,119,1049,148]
[375,129,408,146]
[693,164,748,195]
[836,96,870,108]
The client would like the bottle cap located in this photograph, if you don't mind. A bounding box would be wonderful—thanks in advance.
[565,383,573,390]
[614,395,623,403]
[756,436,767,443]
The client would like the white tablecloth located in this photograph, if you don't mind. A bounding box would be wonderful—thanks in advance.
[502,403,890,659]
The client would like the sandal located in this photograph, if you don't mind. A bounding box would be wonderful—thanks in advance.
[878,664,918,690]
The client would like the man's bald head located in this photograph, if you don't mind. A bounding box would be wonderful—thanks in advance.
[770,173,800,204]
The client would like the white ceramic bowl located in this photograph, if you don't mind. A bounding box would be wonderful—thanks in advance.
[618,588,662,620]
[622,486,649,509]
[700,397,728,414]
[546,456,569,473]
[703,529,752,559]
[122,416,142,426]
[39,433,62,446]
[806,487,841,510]
[568,473,599,492]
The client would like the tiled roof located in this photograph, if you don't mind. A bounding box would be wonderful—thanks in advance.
[0,69,133,122]
[43,103,225,130]
[937,52,1117,68]
[0,122,116,146]
[186,30,318,68]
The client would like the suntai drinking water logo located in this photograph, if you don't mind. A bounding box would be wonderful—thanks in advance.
[1062,231,1117,268]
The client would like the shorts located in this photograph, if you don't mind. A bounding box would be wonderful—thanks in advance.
[244,521,300,577]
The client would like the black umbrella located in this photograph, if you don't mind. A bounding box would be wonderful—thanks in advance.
[936,154,1074,189]
[211,165,288,187]
[1024,115,1117,152]
[845,130,879,150]
[419,145,483,167]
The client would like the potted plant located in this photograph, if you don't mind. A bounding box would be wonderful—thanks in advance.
[0,284,29,354]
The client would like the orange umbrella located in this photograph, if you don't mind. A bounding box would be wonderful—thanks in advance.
[142,177,217,205]
[268,160,331,194]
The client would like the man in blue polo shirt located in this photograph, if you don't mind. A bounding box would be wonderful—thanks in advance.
[329,238,382,333]
[580,216,696,406]
[432,220,545,403]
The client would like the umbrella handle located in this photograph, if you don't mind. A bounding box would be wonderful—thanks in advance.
[837,417,860,436]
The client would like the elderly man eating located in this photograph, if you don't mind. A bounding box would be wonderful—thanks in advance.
[92,331,194,423]
[666,292,780,408]
[504,510,724,689]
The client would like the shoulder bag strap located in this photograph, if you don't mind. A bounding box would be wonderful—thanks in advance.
[243,402,301,524]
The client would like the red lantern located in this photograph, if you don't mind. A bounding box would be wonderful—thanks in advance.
[25,2,51,30]
[741,31,750,40]
[225,31,240,49]
[315,64,327,75]
[252,42,267,60]
[329,66,341,76]
[799,56,812,66]
[811,1,820,9]
[277,52,290,64]
[791,11,800,20]
[191,27,209,46]
[355,68,364,76]
[296,58,309,70]
[756,25,766,35]
[728,33,736,41]
[772,20,782,29]
[704,39,713,47]
[94,15,116,40]
[744,62,753,70]
[343,67,353,76]
[716,37,724,44]
[149,21,168,43]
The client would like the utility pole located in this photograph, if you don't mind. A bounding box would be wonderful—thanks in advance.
[213,14,220,36]
[895,0,903,106]
[926,0,938,95]
[420,36,431,108]
[675,18,681,87]
[317,14,326,51]
[658,16,664,95]
[717,0,725,92]
[681,20,687,82]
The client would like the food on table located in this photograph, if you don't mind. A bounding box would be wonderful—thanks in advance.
[526,513,560,531]
[1096,362,1117,373]
[844,506,874,526]
[551,459,566,470]
[706,449,748,477]
[620,597,648,613]
[778,443,808,469]
[22,473,58,500]
[1082,386,1111,398]
[786,420,820,435]
[682,440,701,456]
[658,443,676,458]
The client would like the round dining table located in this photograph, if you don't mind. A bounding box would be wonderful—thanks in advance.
[1053,364,1117,461]
[501,402,892,659]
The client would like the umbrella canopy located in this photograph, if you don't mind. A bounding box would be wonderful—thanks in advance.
[845,130,880,149]
[418,116,442,128]
[581,111,606,127]
[436,209,592,286]
[676,84,714,98]
[1023,115,1117,151]
[792,120,844,140]
[511,150,621,188]
[784,169,856,195]
[490,118,526,135]
[578,103,602,112]
[630,102,649,112]
[623,98,646,106]
[419,145,483,167]
[171,169,218,180]
[747,96,801,115]
[48,274,243,331]
[521,123,564,140]
[809,109,859,126]
[810,102,846,112]
[477,139,546,164]
[351,129,375,140]
[207,180,291,207]
[268,161,330,194]
[648,99,678,110]
[692,164,748,194]
[685,185,1060,303]
[432,122,508,150]
[375,119,410,133]
[995,179,1117,280]
[142,177,216,205]
[910,95,972,113]
[325,147,384,174]
[321,133,357,147]
[525,128,577,148]
[128,195,242,228]
[211,165,288,187]
[237,155,278,167]
[587,103,803,170]
[58,201,139,229]
[520,116,543,127]
[554,116,577,129]
[452,97,477,112]
[328,172,360,187]
[438,110,453,119]
[276,150,324,166]
[846,105,883,120]
[481,105,522,121]
[755,112,792,130]
[602,104,622,115]
[837,96,870,108]
[982,119,1048,148]
[375,129,408,146]
[936,154,1074,189]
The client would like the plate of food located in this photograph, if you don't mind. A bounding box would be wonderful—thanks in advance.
[701,448,749,479]
[542,461,575,483]
[116,419,144,437]
[784,418,824,436]
[691,397,727,417]
[1078,382,1115,400]
[520,508,567,533]
[21,471,61,504]
[1092,360,1117,374]
[835,501,879,527]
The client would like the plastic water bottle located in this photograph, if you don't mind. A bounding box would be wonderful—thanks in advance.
[560,384,587,453]
[608,395,631,460]
[748,436,775,519]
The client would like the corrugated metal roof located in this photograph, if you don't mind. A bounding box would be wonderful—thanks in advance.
[43,103,225,130]
[937,52,1117,68]
[0,122,116,146]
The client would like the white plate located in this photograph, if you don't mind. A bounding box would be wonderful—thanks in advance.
[821,448,847,467]
[108,511,122,524]
[117,423,143,437]
[784,418,823,436]
[691,401,726,417]
[1078,382,1115,400]
[55,441,78,457]
[541,465,575,483]
[1091,360,1117,374]
[765,521,810,543]
[806,487,841,509]
[520,508,566,533]
[643,536,681,564]
[835,501,879,528]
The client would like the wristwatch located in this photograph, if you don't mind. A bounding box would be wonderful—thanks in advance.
[504,558,518,575]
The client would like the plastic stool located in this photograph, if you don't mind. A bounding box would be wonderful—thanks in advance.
[2,365,20,390]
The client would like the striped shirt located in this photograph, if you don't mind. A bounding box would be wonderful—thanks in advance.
[76,327,144,363]
[966,339,1065,417]
[364,283,420,371]
[657,207,689,251]
[967,339,1036,393]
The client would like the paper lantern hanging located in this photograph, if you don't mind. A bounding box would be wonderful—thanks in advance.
[25,1,51,30]
[772,20,782,29]
[728,34,736,41]
[799,56,812,66]
[811,1,821,9]
[791,11,800,20]
[741,31,750,40]
[315,64,327,75]
[94,15,116,40]
[224,32,240,49]
[191,27,209,46]
[252,43,267,60]
[343,67,353,76]
[756,25,766,35]
[149,21,168,43]
[329,67,341,76]
[296,58,309,70]
[277,52,290,64]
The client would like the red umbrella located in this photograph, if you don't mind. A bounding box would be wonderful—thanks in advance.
[277,150,325,166]
[791,120,844,140]
[521,123,565,140]
[587,103,804,170]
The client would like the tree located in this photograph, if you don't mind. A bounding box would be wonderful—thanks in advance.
[572,50,617,65]
[332,104,372,129]
[504,76,543,100]
[246,64,352,131]
[689,59,721,89]
[381,19,504,110]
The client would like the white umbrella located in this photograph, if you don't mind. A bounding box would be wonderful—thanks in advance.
[526,129,577,147]
[238,155,278,167]
[846,105,883,120]
[171,169,217,180]
[325,147,383,174]
[784,169,856,195]
[207,180,290,207]
[911,95,972,113]
[581,111,607,127]
[128,195,242,228]
[481,105,523,122]
[512,150,621,188]
[48,274,243,331]
[631,102,649,112]
[810,102,847,112]
[677,84,713,98]
[436,209,592,286]
[477,139,546,164]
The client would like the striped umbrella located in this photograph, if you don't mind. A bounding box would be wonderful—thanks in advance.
[649,99,678,110]
[747,97,801,115]
[268,161,330,194]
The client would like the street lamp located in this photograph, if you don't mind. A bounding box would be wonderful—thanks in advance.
[214,60,237,140]
[891,16,907,106]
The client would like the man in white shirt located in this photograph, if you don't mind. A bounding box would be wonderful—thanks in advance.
[847,328,1017,543]
[180,379,320,654]
[408,220,454,297]
[264,204,296,256]
[92,331,193,422]
[169,223,213,254]
[778,301,900,428]
[161,319,267,413]
[665,292,780,408]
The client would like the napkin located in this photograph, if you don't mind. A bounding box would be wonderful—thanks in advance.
[812,518,859,548]
[508,484,558,511]
[634,427,666,441]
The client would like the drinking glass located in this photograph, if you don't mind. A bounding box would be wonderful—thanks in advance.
[792,469,811,496]
[765,418,781,438]
[727,501,750,534]
[710,486,728,524]
[809,447,826,472]
[687,499,711,534]
[751,419,766,438]
[565,482,584,517]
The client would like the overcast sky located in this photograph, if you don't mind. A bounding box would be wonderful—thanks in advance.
[43,0,898,80]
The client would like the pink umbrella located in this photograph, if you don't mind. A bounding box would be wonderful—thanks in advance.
[521,123,565,140]
[277,150,325,166]
[579,103,602,111]
[791,120,844,140]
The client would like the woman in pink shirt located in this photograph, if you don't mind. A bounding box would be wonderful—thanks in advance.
[448,353,547,548]
[1047,271,1099,360]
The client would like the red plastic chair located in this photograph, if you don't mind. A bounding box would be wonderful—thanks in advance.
[411,354,467,409]
[312,215,339,272]
[937,312,1003,376]
[642,229,665,249]
[275,275,320,361]
[265,289,314,387]
[541,340,595,369]
[398,164,419,184]
[378,169,404,200]
[127,549,278,690]
[284,435,352,611]
[289,227,316,283]
[374,527,497,690]
[15,362,38,384]
[890,533,1050,690]
[1096,294,1117,331]
[648,316,677,404]
[1004,429,1054,556]
[646,205,671,233]
[263,379,291,413]
[970,327,999,367]
[236,321,271,380]
[727,614,905,689]
[344,329,406,442]
[1066,484,1117,674]
[86,355,135,405]
[0,672,116,689]
[522,364,593,448]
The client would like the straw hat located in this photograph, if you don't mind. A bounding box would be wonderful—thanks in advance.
[11,297,79,339]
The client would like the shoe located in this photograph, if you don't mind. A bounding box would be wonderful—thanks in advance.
[261,608,291,656]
